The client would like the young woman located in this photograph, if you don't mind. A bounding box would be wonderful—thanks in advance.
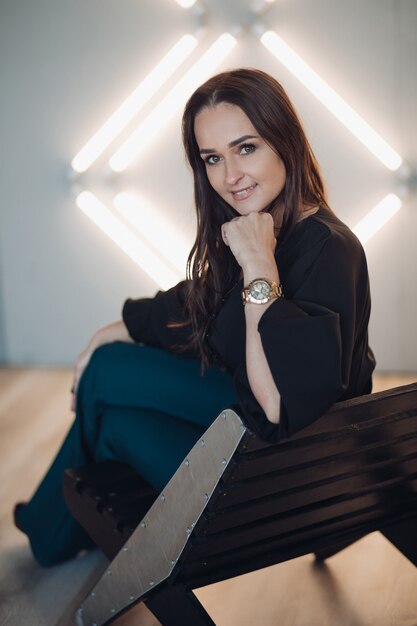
[14,68,375,567]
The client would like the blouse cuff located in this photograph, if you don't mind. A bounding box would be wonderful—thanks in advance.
[122,297,152,343]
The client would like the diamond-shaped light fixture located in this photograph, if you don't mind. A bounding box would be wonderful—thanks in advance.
[71,0,411,288]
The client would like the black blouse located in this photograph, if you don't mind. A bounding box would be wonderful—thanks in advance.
[122,207,376,442]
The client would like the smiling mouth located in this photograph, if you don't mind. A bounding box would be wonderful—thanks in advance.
[231,183,257,201]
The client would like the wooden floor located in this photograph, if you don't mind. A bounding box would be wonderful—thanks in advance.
[0,369,416,626]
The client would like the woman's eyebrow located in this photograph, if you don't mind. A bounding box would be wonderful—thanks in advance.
[199,134,258,154]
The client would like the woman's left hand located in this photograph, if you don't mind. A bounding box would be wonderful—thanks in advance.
[221,212,277,270]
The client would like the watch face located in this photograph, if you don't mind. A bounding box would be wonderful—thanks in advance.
[249,280,271,302]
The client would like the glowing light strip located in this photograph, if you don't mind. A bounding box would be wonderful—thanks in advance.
[71,35,198,173]
[76,191,182,289]
[261,31,402,171]
[175,0,197,7]
[353,193,402,244]
[114,192,190,274]
[109,33,237,172]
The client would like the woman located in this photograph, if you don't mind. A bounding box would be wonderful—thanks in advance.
[14,68,375,567]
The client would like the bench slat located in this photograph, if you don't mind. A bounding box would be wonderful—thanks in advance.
[209,432,417,509]
[240,383,417,453]
[175,508,417,589]
[186,485,417,561]
[199,462,417,535]
[228,411,417,483]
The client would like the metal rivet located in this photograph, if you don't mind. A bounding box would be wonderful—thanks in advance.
[222,458,227,465]
[222,412,227,420]
[111,608,116,614]
[91,591,96,597]
[160,494,166,501]
[199,439,205,446]
[170,559,177,565]
[149,580,155,586]
[140,521,146,528]
[123,545,128,552]
[184,459,190,466]
[186,527,192,534]
[203,493,209,501]
[107,569,112,576]
[129,595,135,601]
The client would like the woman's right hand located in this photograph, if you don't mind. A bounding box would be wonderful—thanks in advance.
[70,320,134,411]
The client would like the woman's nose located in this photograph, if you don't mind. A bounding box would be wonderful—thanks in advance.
[224,160,243,186]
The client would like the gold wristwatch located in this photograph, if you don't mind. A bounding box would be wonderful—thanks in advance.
[241,278,283,305]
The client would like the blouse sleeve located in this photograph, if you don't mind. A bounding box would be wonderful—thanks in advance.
[122,280,197,358]
[234,231,372,442]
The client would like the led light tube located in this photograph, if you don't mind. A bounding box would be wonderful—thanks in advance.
[261,31,402,171]
[352,193,402,244]
[175,0,198,7]
[109,33,237,172]
[76,191,183,289]
[114,192,190,274]
[71,35,198,173]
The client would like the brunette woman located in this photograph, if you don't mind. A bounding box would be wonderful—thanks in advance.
[14,68,375,566]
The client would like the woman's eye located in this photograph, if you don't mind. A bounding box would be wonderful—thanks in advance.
[205,154,220,165]
[240,143,256,155]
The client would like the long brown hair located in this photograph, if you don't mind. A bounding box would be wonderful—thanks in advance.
[180,68,330,368]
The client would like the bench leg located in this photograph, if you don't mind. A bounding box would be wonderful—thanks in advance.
[382,517,417,567]
[144,584,215,626]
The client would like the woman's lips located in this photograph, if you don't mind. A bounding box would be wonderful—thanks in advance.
[231,183,257,201]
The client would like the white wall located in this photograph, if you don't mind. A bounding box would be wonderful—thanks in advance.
[0,258,5,361]
[0,0,416,371]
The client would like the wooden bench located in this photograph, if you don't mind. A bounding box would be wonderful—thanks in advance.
[63,382,417,626]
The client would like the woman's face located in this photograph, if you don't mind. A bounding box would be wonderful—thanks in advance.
[194,102,286,217]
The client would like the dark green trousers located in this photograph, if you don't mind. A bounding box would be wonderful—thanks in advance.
[16,342,237,566]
